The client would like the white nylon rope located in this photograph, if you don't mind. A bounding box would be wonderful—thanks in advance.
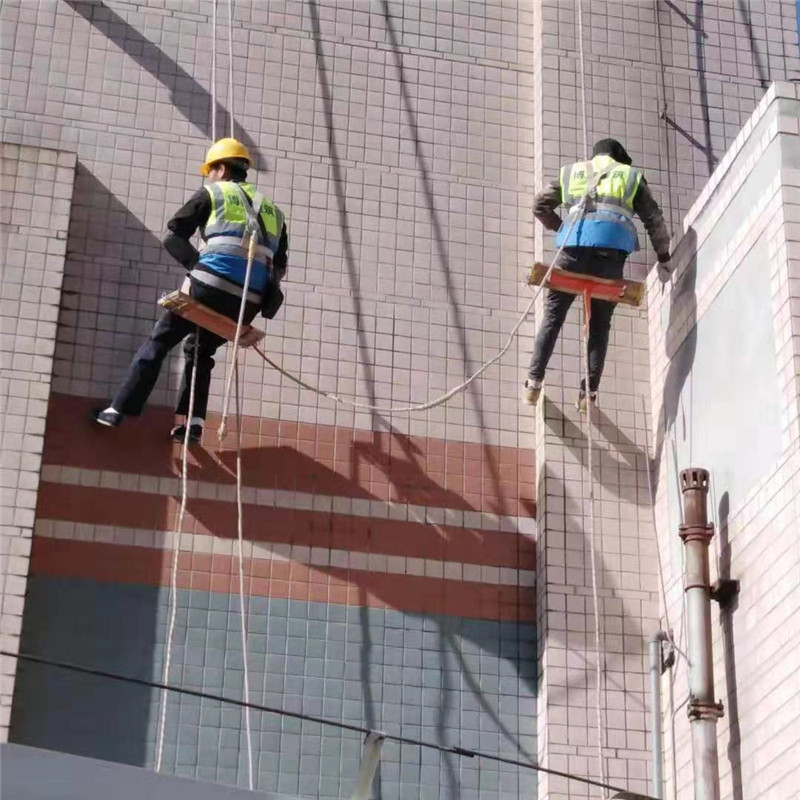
[582,310,606,796]
[574,0,607,789]
[234,359,255,789]
[155,332,199,772]
[227,0,235,138]
[211,0,218,141]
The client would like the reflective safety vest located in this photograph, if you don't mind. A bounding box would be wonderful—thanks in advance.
[555,155,643,253]
[201,181,285,268]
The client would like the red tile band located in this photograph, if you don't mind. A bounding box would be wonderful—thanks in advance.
[42,394,537,517]
[36,482,536,570]
[30,538,535,622]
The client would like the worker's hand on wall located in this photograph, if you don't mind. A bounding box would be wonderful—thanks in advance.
[657,256,672,283]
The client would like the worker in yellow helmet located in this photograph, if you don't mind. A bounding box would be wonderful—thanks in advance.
[524,138,671,411]
[93,138,289,443]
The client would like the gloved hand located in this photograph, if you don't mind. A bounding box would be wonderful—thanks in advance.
[657,255,672,283]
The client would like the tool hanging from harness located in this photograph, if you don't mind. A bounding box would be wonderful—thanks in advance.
[556,154,643,253]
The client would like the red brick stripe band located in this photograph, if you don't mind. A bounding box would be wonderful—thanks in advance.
[37,482,535,570]
[31,538,534,622]
[43,394,536,517]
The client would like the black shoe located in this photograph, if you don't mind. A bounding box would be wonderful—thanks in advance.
[171,424,202,444]
[93,408,123,428]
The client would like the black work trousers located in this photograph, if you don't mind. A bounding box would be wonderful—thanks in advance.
[528,247,627,392]
[111,280,259,420]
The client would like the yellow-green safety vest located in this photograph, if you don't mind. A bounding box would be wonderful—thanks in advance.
[201,181,285,266]
[556,155,643,252]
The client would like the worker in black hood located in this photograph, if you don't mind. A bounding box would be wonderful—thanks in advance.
[524,138,672,411]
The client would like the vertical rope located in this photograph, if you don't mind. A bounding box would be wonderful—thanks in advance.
[212,0,218,141]
[583,316,606,796]
[218,229,257,440]
[227,0,235,138]
[155,328,200,772]
[575,2,608,789]
[234,360,254,789]
[576,0,589,157]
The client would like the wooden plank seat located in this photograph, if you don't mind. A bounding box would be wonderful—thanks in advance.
[528,262,645,308]
[158,291,265,348]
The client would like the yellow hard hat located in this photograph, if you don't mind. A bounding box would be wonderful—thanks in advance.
[200,138,251,176]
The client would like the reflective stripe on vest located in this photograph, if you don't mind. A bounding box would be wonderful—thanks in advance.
[201,181,284,265]
[567,200,635,219]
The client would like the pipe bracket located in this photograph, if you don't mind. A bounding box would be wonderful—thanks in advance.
[710,578,740,607]
[678,522,714,543]
[687,697,724,721]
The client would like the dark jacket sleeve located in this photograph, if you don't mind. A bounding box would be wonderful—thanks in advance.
[272,223,289,281]
[163,188,212,270]
[532,179,563,232]
[633,180,671,261]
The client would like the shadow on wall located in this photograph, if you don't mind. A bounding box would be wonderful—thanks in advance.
[306,0,376,410]
[693,1,717,176]
[534,471,649,718]
[10,578,161,768]
[66,161,168,270]
[717,491,743,800]
[304,4,518,794]
[10,405,177,767]
[376,0,512,520]
[63,0,264,168]
[17,396,537,788]
[660,2,718,174]
[735,0,770,89]
[190,428,540,782]
[653,226,699,498]
[543,402,648,507]
[59,162,177,385]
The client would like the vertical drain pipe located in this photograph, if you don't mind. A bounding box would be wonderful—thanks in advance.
[679,468,724,800]
[649,631,668,799]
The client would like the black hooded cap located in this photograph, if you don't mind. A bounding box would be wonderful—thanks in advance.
[592,138,632,165]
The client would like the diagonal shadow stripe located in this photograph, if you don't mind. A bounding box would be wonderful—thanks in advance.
[63,0,264,167]
[662,115,718,168]
[663,0,707,37]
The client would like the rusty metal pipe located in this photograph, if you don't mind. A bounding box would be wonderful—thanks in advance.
[679,468,723,800]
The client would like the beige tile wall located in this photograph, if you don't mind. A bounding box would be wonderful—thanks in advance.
[0,142,75,739]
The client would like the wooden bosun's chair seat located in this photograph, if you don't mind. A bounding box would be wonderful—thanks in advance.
[528,262,645,308]
[528,263,645,309]
[158,291,265,348]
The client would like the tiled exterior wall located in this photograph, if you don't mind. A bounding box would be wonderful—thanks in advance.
[648,83,800,800]
[0,142,74,740]
[531,3,799,799]
[2,0,537,445]
[3,1,540,796]
[4,0,799,798]
[12,577,536,799]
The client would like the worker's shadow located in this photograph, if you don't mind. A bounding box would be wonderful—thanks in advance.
[538,473,646,719]
[652,227,699,498]
[542,400,647,506]
[187,428,537,770]
[350,430,475,512]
